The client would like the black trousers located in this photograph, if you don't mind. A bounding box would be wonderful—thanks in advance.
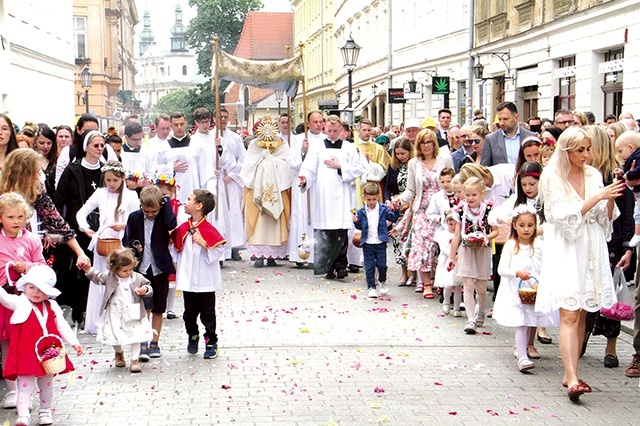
[182,291,217,345]
[54,244,91,323]
[313,228,348,275]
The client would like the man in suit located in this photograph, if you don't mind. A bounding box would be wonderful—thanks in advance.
[450,125,474,171]
[480,102,536,167]
[435,108,452,141]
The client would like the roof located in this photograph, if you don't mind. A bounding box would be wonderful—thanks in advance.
[233,12,294,60]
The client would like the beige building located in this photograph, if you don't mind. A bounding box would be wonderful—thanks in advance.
[291,0,336,124]
[73,0,138,127]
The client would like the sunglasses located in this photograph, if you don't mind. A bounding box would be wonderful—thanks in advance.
[468,139,482,145]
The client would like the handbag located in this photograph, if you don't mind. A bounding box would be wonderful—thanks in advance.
[600,267,634,321]
[122,302,142,323]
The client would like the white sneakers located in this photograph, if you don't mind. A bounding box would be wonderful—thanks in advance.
[442,304,451,315]
[368,283,389,298]
[1,390,16,409]
[379,283,389,295]
[39,408,53,425]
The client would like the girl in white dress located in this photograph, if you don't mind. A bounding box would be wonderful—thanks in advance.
[76,162,140,334]
[433,213,463,316]
[82,248,153,373]
[495,205,558,372]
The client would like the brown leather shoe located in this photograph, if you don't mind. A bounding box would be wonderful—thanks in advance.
[114,352,126,368]
[625,354,640,377]
[130,359,142,373]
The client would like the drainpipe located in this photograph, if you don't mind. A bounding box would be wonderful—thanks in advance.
[466,0,474,125]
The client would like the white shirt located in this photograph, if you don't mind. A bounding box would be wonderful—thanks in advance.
[138,216,160,276]
[365,203,382,244]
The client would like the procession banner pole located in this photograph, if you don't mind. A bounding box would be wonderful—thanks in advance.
[298,42,311,227]
[285,44,291,146]
[211,36,221,220]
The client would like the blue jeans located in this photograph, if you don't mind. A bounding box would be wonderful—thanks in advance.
[363,243,387,289]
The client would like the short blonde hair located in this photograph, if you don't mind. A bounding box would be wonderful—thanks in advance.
[0,192,34,224]
[462,176,484,193]
[458,162,491,184]
[414,129,439,160]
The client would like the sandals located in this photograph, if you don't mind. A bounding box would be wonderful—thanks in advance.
[565,379,592,400]
[567,383,586,401]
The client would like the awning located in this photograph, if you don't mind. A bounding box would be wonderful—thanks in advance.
[353,92,377,114]
[516,67,538,88]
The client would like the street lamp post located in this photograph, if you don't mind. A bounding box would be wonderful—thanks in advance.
[275,90,285,115]
[79,65,93,114]
[340,35,361,125]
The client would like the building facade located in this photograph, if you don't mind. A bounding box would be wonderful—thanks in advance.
[0,0,75,126]
[135,3,205,125]
[293,0,640,128]
[73,0,138,128]
[474,0,640,123]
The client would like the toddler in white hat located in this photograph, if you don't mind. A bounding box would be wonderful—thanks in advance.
[0,265,83,426]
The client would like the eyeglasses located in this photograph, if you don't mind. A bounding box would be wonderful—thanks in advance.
[459,134,470,139]
[418,141,434,146]
[555,120,574,126]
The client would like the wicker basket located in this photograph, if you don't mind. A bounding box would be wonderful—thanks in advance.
[97,238,121,257]
[35,335,66,375]
[518,277,539,305]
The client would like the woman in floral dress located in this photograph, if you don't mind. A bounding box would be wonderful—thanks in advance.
[394,130,453,298]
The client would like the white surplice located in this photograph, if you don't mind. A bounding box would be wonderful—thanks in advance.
[220,129,247,249]
[286,131,325,262]
[156,136,202,202]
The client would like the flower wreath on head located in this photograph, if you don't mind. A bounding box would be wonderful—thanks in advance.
[541,139,556,147]
[101,164,126,175]
[125,170,143,182]
[152,174,176,187]
[511,204,538,222]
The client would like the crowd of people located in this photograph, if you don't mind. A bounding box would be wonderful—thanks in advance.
[0,101,640,423]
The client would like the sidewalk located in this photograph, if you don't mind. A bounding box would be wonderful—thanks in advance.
[1,259,639,425]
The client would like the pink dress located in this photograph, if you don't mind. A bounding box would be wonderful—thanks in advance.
[407,162,439,272]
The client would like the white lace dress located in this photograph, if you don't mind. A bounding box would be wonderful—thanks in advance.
[536,165,618,313]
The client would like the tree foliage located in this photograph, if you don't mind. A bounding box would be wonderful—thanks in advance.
[155,87,194,123]
[185,0,263,78]
[155,82,229,124]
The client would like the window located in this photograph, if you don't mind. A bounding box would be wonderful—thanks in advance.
[602,48,624,119]
[74,16,87,59]
[556,56,575,111]
[159,67,165,76]
[182,65,187,76]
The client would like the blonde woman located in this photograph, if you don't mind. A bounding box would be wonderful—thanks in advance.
[537,126,624,401]
[393,129,453,298]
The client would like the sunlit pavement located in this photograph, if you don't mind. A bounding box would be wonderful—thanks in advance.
[2,255,639,425]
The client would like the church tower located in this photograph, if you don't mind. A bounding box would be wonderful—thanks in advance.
[139,9,155,56]
[170,3,188,52]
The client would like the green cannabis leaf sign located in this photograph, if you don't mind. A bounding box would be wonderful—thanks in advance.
[433,76,450,95]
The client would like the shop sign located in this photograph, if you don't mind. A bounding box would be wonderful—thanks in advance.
[553,66,576,79]
[599,58,624,74]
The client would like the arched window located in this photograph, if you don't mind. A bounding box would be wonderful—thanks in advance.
[182,65,187,75]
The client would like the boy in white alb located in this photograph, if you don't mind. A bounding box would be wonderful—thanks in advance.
[170,189,226,359]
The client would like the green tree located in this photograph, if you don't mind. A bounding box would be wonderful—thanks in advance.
[185,0,263,78]
[155,87,194,123]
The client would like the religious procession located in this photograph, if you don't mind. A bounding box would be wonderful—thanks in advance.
[3,32,640,426]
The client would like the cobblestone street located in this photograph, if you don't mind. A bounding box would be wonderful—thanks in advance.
[2,257,639,425]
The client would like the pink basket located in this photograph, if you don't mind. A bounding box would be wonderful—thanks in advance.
[600,302,634,321]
